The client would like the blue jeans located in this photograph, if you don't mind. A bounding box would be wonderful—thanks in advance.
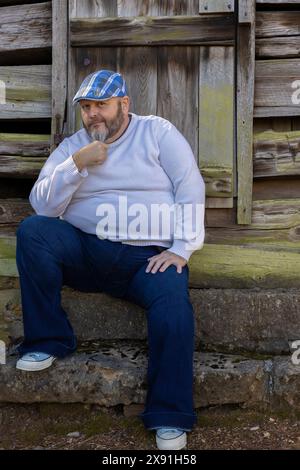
[16,215,197,431]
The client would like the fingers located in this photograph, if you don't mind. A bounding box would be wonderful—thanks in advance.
[145,253,184,274]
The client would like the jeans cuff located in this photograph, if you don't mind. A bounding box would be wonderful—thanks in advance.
[140,411,197,431]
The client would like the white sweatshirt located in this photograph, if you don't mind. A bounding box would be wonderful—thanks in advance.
[29,113,205,261]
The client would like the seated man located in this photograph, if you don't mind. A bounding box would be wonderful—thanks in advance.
[15,70,205,450]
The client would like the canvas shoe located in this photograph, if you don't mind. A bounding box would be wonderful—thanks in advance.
[156,428,187,450]
[16,352,56,371]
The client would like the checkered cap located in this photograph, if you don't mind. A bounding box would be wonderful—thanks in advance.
[72,70,128,105]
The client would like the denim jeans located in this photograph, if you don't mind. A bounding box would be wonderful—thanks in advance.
[16,214,197,431]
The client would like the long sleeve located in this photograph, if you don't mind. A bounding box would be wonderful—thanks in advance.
[29,140,88,217]
[157,122,205,262]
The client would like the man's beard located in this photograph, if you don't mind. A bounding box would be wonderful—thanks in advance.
[85,102,125,142]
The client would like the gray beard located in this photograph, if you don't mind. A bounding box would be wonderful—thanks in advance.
[89,128,108,142]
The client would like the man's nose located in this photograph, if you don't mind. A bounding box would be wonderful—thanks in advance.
[88,105,101,118]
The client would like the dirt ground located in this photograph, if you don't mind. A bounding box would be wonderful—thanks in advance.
[0,403,300,450]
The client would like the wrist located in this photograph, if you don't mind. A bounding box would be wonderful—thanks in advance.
[72,152,83,172]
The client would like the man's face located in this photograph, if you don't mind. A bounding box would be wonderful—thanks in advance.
[79,97,127,142]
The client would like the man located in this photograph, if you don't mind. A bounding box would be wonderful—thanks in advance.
[15,70,205,450]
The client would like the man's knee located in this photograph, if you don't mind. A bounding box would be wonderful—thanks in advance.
[16,214,57,240]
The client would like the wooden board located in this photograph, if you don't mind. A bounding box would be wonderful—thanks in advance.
[70,15,235,47]
[0,65,51,119]
[253,129,300,177]
[237,0,255,224]
[51,0,68,151]
[0,2,51,52]
[0,156,46,178]
[0,133,50,157]
[256,11,300,38]
[256,37,300,59]
[254,59,300,117]
[3,233,300,288]
[157,46,199,157]
[199,47,234,206]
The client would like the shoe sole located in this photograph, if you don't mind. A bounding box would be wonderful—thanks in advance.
[156,433,187,450]
[16,356,56,371]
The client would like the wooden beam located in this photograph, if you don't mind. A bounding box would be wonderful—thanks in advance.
[256,1,300,3]
[256,37,300,59]
[256,11,300,38]
[3,234,300,288]
[51,0,68,151]
[189,243,300,288]
[0,199,34,233]
[237,0,256,224]
[0,2,52,52]
[0,156,46,178]
[254,59,300,117]
[199,46,234,208]
[70,15,235,47]
[157,46,199,158]
[206,197,234,208]
[0,65,51,119]
[0,134,50,157]
[239,0,256,24]
[253,130,300,177]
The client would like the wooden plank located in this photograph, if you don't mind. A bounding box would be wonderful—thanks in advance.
[51,0,68,151]
[206,227,300,250]
[0,65,51,119]
[189,243,300,288]
[239,0,256,24]
[157,46,199,157]
[70,15,235,47]
[253,130,300,177]
[253,178,300,200]
[237,0,256,224]
[254,59,300,117]
[0,2,52,52]
[205,197,234,208]
[0,199,34,230]
[0,156,46,178]
[256,1,300,3]
[256,37,300,59]
[69,0,117,17]
[199,0,235,13]
[3,233,300,288]
[117,0,198,15]
[205,207,236,226]
[256,11,300,38]
[117,47,157,116]
[116,1,160,118]
[199,46,234,207]
[0,236,18,279]
[201,167,232,198]
[0,133,50,157]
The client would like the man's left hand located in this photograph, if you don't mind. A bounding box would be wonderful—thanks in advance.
[145,250,187,274]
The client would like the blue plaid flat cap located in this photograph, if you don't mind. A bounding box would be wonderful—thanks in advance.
[73,70,128,105]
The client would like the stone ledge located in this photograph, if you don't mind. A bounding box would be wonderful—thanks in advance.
[0,344,268,408]
[2,287,300,354]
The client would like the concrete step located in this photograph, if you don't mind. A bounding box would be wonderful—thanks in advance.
[1,341,300,410]
[2,287,300,354]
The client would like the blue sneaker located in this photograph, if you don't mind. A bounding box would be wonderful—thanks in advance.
[16,352,56,371]
[156,428,187,450]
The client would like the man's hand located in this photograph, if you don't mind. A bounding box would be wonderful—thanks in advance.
[146,250,187,274]
[72,141,108,172]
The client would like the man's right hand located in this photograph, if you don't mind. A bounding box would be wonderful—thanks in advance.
[72,141,108,172]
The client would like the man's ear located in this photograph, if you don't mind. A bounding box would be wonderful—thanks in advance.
[122,96,130,111]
